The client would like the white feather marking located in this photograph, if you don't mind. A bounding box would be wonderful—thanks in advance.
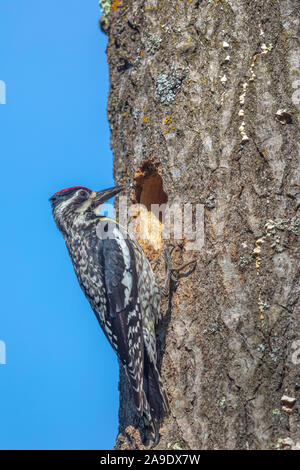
[75,192,95,214]
[112,228,132,306]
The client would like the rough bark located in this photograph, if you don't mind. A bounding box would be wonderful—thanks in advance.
[100,0,300,450]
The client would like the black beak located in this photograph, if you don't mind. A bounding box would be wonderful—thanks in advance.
[93,185,125,205]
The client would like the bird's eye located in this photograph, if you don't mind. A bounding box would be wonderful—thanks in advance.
[78,190,88,197]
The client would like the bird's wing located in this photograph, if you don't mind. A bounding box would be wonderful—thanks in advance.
[101,229,144,415]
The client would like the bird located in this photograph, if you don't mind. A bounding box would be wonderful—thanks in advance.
[49,185,169,445]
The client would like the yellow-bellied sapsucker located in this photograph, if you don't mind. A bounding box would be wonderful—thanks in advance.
[49,185,169,445]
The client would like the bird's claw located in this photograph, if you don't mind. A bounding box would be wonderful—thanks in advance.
[161,244,197,296]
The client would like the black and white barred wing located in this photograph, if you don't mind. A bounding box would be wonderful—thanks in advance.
[101,229,145,415]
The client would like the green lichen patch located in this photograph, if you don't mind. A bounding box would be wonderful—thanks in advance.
[266,217,300,235]
[155,67,185,105]
[216,396,226,408]
[142,33,162,54]
[275,438,283,450]
[99,0,111,23]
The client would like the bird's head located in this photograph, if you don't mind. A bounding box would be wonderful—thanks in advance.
[49,185,124,234]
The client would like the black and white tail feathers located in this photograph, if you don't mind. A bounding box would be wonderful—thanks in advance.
[142,348,169,445]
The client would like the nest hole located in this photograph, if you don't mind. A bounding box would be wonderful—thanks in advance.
[133,159,168,258]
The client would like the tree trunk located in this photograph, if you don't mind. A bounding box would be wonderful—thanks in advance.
[100,0,300,450]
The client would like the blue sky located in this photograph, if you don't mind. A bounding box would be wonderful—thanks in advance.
[0,1,120,449]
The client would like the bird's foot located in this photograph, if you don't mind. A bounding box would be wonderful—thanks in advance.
[161,244,197,297]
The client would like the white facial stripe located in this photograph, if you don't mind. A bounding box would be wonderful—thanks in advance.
[76,192,95,213]
[55,190,93,226]
[55,192,78,219]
